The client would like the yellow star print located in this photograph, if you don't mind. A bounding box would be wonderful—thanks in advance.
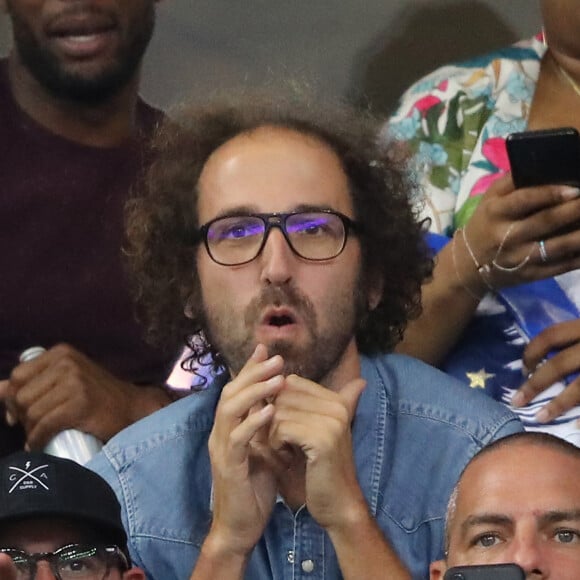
[466,368,495,389]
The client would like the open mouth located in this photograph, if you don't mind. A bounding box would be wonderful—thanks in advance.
[263,308,297,328]
[49,13,115,36]
[268,314,294,327]
[47,13,117,54]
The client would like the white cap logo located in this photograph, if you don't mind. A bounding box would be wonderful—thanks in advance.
[8,463,50,494]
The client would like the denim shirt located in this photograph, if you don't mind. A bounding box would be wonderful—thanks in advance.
[89,354,522,579]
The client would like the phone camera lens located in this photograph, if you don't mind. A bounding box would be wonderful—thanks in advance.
[451,575,465,580]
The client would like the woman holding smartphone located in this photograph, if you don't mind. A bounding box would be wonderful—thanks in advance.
[387,0,580,442]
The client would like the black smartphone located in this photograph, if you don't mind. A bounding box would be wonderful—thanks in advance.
[506,127,580,188]
[444,563,525,580]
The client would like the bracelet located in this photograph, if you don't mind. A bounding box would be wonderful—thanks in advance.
[461,226,482,269]
[491,223,534,272]
[458,227,495,292]
[452,231,486,300]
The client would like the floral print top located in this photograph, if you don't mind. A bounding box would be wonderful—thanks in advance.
[385,35,580,444]
[386,35,545,235]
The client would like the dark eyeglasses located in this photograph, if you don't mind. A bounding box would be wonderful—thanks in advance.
[0,544,129,580]
[197,209,360,266]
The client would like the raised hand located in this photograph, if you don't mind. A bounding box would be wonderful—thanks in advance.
[268,374,367,530]
[0,343,170,449]
[512,319,580,422]
[458,174,580,291]
[204,344,285,558]
[0,554,17,580]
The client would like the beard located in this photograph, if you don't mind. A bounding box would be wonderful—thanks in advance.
[202,274,367,385]
[7,2,155,104]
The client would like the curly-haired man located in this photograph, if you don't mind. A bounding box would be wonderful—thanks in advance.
[89,94,523,579]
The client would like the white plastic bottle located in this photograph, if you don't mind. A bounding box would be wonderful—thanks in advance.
[19,346,103,465]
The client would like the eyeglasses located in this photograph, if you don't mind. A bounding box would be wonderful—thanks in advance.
[197,209,360,266]
[0,544,129,580]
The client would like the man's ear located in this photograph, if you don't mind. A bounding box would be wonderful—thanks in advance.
[123,567,146,580]
[367,273,383,311]
[429,559,447,580]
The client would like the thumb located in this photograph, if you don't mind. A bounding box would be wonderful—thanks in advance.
[0,381,18,426]
[0,380,8,401]
[339,378,366,420]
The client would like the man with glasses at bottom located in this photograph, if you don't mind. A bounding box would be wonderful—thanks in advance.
[90,94,523,579]
[0,451,144,580]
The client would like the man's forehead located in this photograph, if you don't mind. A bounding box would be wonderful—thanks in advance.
[0,517,97,548]
[452,443,580,526]
[197,125,352,219]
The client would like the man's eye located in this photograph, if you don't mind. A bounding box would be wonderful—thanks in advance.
[216,222,261,240]
[224,225,250,239]
[473,533,501,548]
[555,529,580,544]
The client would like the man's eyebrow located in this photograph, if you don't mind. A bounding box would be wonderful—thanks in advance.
[293,203,336,213]
[211,206,259,220]
[210,204,337,220]
[460,513,513,536]
[539,509,580,526]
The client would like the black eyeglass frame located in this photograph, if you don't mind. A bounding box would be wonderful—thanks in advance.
[0,544,129,580]
[197,209,361,266]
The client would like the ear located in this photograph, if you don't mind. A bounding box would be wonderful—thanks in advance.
[123,568,146,580]
[367,272,383,311]
[429,559,446,580]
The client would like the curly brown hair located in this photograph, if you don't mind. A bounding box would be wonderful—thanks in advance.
[125,91,433,374]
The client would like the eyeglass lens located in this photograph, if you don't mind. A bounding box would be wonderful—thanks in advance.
[205,211,347,265]
[3,545,125,580]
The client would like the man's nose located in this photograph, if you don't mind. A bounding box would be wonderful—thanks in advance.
[259,227,295,285]
[506,533,545,577]
[34,560,59,580]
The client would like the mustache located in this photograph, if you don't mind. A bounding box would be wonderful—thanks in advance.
[244,285,315,326]
[46,4,117,29]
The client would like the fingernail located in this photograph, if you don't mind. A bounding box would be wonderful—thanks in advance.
[535,407,551,424]
[5,411,16,427]
[560,186,580,199]
[264,355,282,368]
[521,364,529,377]
[265,375,283,387]
[511,391,525,407]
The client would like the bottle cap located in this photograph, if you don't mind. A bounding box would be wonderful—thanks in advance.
[19,346,46,363]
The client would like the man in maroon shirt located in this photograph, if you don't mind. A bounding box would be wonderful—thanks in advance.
[0,0,177,455]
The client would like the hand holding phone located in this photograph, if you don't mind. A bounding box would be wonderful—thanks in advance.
[506,126,580,189]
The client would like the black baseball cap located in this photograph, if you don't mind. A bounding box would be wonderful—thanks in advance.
[0,451,127,550]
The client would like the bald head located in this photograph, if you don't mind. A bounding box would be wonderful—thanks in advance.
[430,433,580,579]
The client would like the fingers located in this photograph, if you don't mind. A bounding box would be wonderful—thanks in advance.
[210,345,285,464]
[0,553,17,580]
[497,183,580,220]
[0,381,17,427]
[523,321,580,371]
[512,324,580,422]
[268,376,365,454]
[228,404,275,461]
[482,173,515,199]
[533,380,580,424]
[339,378,367,418]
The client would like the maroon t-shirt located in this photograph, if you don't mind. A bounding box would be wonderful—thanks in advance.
[0,60,174,454]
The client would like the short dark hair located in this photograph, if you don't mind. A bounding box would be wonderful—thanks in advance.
[444,432,580,553]
[125,91,433,374]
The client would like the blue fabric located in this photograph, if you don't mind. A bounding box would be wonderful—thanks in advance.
[88,353,521,579]
[426,233,580,427]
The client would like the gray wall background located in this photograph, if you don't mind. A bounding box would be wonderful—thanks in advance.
[0,1,542,115]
